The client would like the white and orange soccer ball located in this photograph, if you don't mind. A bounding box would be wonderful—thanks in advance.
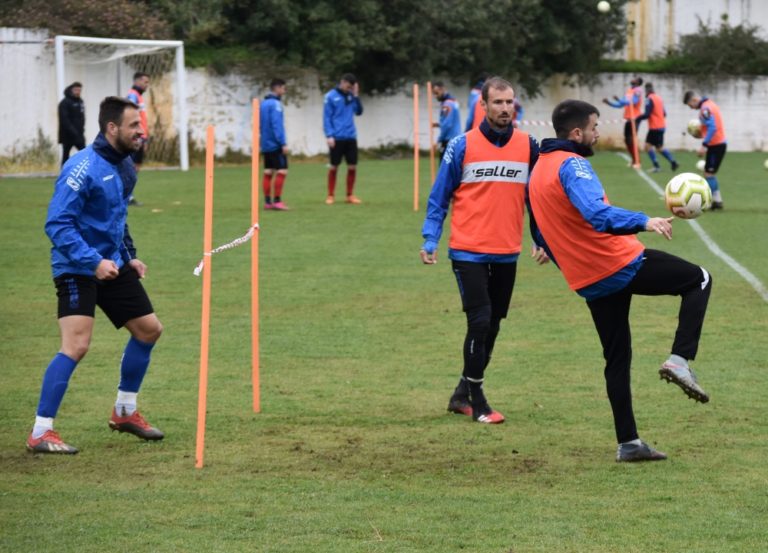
[665,172,712,219]
[687,118,703,139]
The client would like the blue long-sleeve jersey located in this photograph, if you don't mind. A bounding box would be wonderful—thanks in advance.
[421,121,540,263]
[437,94,461,144]
[606,91,641,111]
[464,87,481,132]
[45,133,137,278]
[260,93,286,152]
[323,87,363,140]
[530,139,649,300]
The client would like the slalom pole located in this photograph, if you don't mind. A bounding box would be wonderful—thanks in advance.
[195,125,215,469]
[427,81,435,184]
[251,99,261,413]
[413,83,419,212]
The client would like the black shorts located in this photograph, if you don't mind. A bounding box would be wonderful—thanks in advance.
[704,143,727,174]
[54,265,154,328]
[329,139,358,166]
[451,260,517,318]
[645,129,665,148]
[263,150,288,170]
[623,121,636,142]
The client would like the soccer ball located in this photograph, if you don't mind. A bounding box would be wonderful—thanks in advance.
[687,118,702,138]
[696,159,706,171]
[597,1,610,12]
[764,159,768,170]
[665,172,712,219]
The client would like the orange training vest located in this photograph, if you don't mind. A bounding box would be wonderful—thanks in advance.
[528,150,645,290]
[623,86,642,120]
[449,128,530,254]
[647,92,666,130]
[700,99,726,146]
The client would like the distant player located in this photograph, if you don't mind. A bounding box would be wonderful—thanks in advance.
[528,99,713,462]
[323,73,364,205]
[464,72,489,131]
[684,90,726,210]
[431,81,462,159]
[126,72,150,206]
[512,98,524,128]
[635,83,679,172]
[420,77,547,425]
[27,97,164,454]
[602,76,643,166]
[260,78,290,210]
[57,81,85,166]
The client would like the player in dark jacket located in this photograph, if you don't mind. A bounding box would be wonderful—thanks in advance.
[58,82,86,166]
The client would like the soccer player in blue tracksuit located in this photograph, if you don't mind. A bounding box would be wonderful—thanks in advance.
[431,81,462,160]
[323,73,364,204]
[26,97,164,454]
[260,78,290,210]
[464,73,488,132]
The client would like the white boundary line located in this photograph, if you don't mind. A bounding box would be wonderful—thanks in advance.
[617,152,768,303]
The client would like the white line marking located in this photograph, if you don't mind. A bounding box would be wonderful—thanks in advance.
[617,152,768,302]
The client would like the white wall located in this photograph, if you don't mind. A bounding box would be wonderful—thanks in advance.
[2,24,767,173]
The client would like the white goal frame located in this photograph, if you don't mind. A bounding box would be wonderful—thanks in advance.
[55,35,189,171]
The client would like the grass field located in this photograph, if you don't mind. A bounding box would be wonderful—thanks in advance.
[1,151,767,552]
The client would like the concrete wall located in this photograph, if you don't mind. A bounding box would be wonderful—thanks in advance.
[626,0,768,60]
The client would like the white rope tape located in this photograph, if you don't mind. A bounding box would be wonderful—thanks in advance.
[518,118,625,127]
[193,223,260,276]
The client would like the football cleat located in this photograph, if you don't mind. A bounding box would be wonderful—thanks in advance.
[345,195,362,204]
[26,430,79,454]
[710,201,724,211]
[447,395,472,417]
[650,166,662,173]
[263,202,274,210]
[272,201,289,211]
[671,161,680,171]
[616,440,667,462]
[109,408,164,441]
[324,195,335,205]
[659,362,710,403]
[472,403,505,424]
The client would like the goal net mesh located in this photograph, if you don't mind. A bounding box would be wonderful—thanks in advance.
[61,40,182,167]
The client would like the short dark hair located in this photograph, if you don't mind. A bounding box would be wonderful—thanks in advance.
[340,73,357,85]
[99,96,138,133]
[270,78,286,89]
[433,80,445,88]
[683,90,696,104]
[133,71,149,81]
[481,76,513,102]
[70,81,82,88]
[631,76,643,86]
[552,100,600,139]
[645,82,654,93]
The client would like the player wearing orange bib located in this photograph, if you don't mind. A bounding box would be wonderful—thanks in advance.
[684,90,726,210]
[420,77,547,424]
[528,100,713,462]
[602,76,643,166]
[635,83,678,172]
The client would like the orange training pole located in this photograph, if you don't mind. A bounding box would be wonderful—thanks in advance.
[195,125,215,469]
[413,83,419,212]
[427,81,435,183]
[251,98,261,413]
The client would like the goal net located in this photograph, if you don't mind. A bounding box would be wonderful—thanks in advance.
[55,35,189,170]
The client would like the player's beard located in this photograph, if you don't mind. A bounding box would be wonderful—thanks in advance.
[115,132,143,155]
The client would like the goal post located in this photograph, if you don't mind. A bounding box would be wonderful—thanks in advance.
[55,35,189,171]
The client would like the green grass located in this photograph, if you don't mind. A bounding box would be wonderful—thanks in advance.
[1,152,767,553]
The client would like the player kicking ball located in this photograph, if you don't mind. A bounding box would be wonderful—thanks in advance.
[528,100,712,462]
[26,97,164,454]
